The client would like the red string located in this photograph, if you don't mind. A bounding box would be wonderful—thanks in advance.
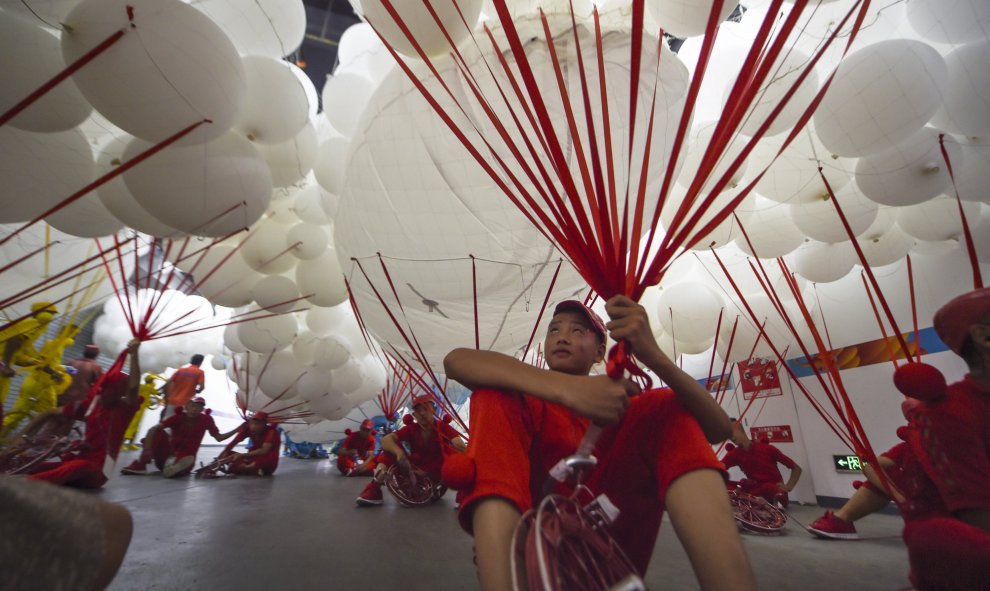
[939,134,983,289]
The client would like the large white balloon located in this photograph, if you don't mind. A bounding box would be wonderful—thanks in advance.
[656,282,725,346]
[905,0,990,45]
[234,57,311,144]
[0,127,95,223]
[930,40,990,138]
[897,196,982,243]
[358,0,484,59]
[252,275,302,314]
[186,243,261,308]
[789,185,878,244]
[312,334,352,370]
[645,0,736,39]
[752,131,851,205]
[297,367,335,401]
[857,227,914,267]
[313,137,350,195]
[331,358,364,394]
[95,135,180,237]
[286,223,329,260]
[240,218,301,275]
[787,240,857,284]
[256,350,305,401]
[813,40,947,157]
[254,122,319,188]
[46,193,124,238]
[295,248,348,308]
[734,47,820,138]
[855,128,964,207]
[62,0,246,145]
[0,11,92,132]
[322,73,377,138]
[954,140,990,205]
[733,198,804,258]
[192,0,306,58]
[122,133,272,237]
[236,307,298,353]
[677,121,750,193]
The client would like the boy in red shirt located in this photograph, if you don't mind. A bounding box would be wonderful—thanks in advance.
[443,297,755,591]
[162,354,205,418]
[721,419,803,507]
[120,396,234,478]
[356,394,466,506]
[28,339,143,489]
[220,412,281,476]
[337,418,378,476]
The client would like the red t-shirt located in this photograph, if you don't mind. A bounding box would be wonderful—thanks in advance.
[882,438,948,521]
[165,365,205,406]
[225,424,281,470]
[914,376,990,513]
[342,431,376,457]
[394,420,462,469]
[161,410,220,457]
[721,440,797,485]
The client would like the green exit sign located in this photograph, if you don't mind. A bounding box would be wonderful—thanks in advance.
[833,455,863,473]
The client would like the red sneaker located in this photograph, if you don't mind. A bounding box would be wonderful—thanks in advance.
[120,460,148,475]
[356,481,383,506]
[809,511,859,540]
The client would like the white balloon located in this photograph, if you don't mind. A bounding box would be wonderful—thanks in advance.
[896,196,982,243]
[675,337,715,356]
[192,0,306,57]
[0,127,95,223]
[122,133,272,237]
[312,334,352,370]
[645,0,735,38]
[62,0,245,145]
[256,350,305,401]
[292,185,334,225]
[358,0,484,58]
[335,22,396,83]
[236,307,298,352]
[813,40,947,157]
[930,41,990,138]
[855,128,964,207]
[292,330,320,365]
[733,198,804,258]
[314,137,351,195]
[734,47,820,138]
[297,367,335,401]
[955,140,990,205]
[857,227,915,267]
[235,56,311,144]
[45,191,124,238]
[95,135,180,237]
[265,190,302,225]
[309,391,352,421]
[189,243,261,308]
[657,282,725,345]
[0,11,92,132]
[787,241,857,284]
[331,358,364,394]
[252,275,302,313]
[322,73,377,138]
[662,185,754,251]
[306,306,341,337]
[224,324,248,353]
[240,218,301,275]
[295,248,348,308]
[752,131,852,204]
[210,355,226,371]
[286,223,329,260]
[677,121,750,193]
[254,122,319,188]
[789,184,878,243]
[905,0,990,45]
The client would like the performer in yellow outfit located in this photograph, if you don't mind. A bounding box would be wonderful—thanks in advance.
[0,302,59,409]
[121,374,164,451]
[1,323,78,437]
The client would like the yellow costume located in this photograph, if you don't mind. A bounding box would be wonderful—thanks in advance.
[0,302,58,407]
[1,324,76,437]
[122,378,162,450]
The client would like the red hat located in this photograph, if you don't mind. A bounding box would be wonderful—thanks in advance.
[360,418,374,430]
[189,396,206,405]
[552,300,606,341]
[933,288,990,355]
[251,411,269,422]
[411,394,434,409]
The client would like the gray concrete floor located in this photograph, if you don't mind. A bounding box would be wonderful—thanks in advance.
[100,449,912,590]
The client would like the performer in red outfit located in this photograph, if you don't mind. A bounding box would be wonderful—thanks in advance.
[337,419,378,476]
[356,395,466,506]
[443,297,756,591]
[898,287,990,590]
[28,340,143,489]
[120,396,234,478]
[721,420,803,507]
[220,412,281,476]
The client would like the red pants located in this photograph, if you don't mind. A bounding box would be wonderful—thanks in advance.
[337,454,377,475]
[458,388,723,576]
[739,479,789,507]
[228,456,277,476]
[141,429,196,476]
[903,517,990,590]
[28,458,108,489]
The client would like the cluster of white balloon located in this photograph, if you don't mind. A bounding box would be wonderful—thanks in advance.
[325,0,988,376]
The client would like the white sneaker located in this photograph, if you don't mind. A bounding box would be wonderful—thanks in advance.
[163,455,196,478]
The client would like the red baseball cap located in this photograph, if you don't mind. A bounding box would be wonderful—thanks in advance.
[189,396,206,405]
[411,394,434,409]
[552,300,606,341]
[933,288,990,355]
[360,418,374,430]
